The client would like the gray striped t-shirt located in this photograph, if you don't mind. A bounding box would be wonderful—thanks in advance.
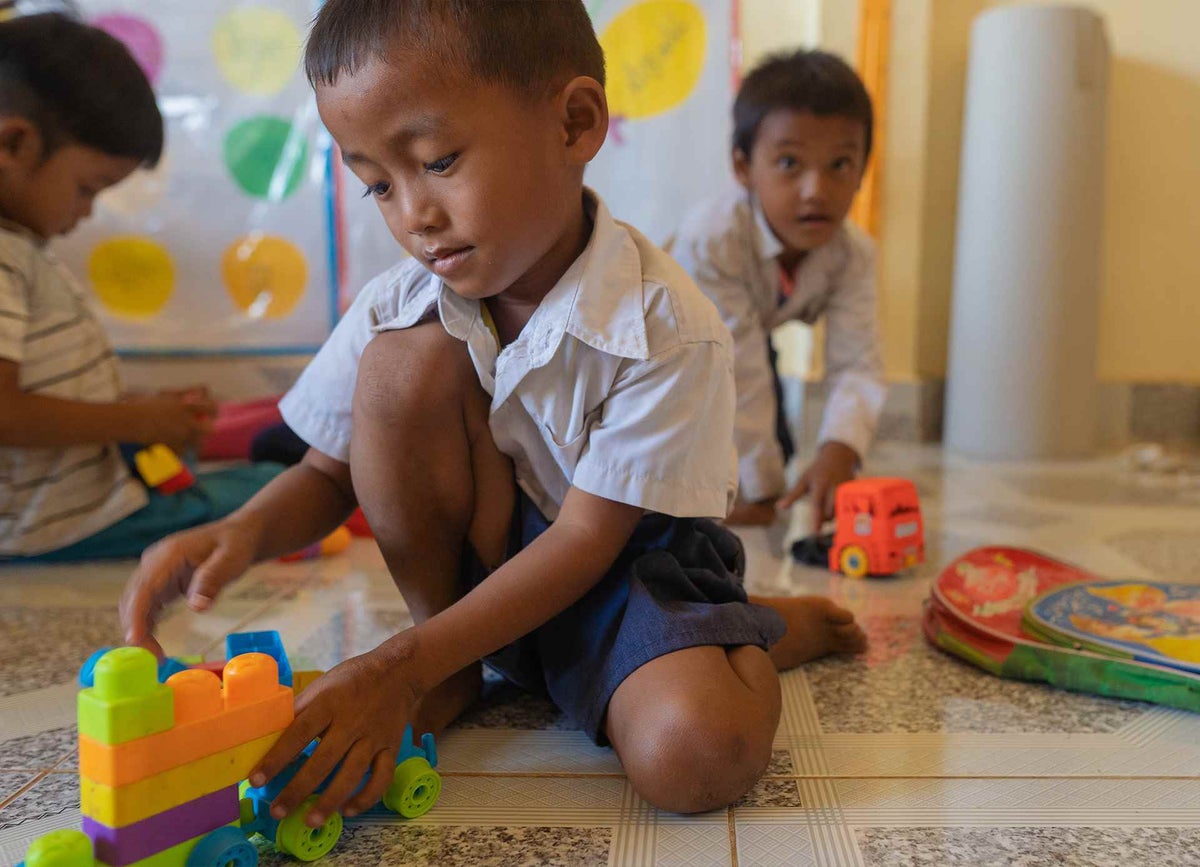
[0,225,146,555]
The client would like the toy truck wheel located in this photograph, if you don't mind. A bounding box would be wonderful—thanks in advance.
[20,829,94,867]
[839,545,870,579]
[275,796,343,861]
[383,756,442,818]
[186,826,257,867]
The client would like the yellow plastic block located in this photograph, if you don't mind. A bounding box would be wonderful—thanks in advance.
[78,648,173,746]
[82,732,279,828]
[80,653,293,787]
[292,669,323,697]
[133,444,184,488]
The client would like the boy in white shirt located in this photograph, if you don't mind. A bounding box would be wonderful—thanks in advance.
[673,50,887,530]
[120,1,866,820]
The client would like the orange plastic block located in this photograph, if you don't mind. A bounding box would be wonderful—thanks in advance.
[79,652,293,788]
[292,669,323,697]
[81,732,279,827]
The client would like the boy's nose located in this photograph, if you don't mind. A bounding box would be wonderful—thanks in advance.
[798,169,825,201]
[397,189,444,237]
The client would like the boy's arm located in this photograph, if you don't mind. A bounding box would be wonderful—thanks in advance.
[121,447,356,653]
[252,484,642,824]
[0,360,212,451]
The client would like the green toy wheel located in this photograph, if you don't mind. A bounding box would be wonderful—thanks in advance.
[275,796,343,862]
[383,757,442,818]
[22,829,93,867]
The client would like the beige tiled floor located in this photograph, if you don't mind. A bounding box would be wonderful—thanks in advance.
[3,443,1200,865]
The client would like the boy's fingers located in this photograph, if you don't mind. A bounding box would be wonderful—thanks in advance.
[250,711,326,793]
[344,749,397,816]
[308,739,375,825]
[186,545,239,611]
[270,734,346,820]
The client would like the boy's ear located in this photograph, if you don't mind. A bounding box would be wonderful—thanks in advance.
[0,117,44,169]
[560,76,608,165]
[732,148,752,188]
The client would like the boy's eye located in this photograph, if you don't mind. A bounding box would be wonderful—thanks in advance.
[832,157,855,172]
[423,152,459,174]
[362,181,391,199]
[776,155,798,171]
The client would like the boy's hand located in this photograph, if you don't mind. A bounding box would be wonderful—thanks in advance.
[129,394,214,453]
[778,441,860,534]
[119,517,260,657]
[249,640,422,828]
[726,500,777,526]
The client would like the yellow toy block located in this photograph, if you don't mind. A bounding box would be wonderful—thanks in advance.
[81,732,279,828]
[79,653,292,787]
[292,669,323,697]
[133,444,184,488]
[77,648,173,746]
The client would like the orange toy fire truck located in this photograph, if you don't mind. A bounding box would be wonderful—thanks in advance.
[829,478,924,578]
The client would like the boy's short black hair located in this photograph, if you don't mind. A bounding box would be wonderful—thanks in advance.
[734,50,872,161]
[305,0,605,95]
[0,13,162,166]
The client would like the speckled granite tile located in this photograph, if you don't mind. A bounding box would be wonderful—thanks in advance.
[0,772,76,830]
[0,608,122,697]
[733,751,802,808]
[1105,529,1200,583]
[253,824,611,866]
[856,826,1200,867]
[0,726,74,770]
[806,615,1146,733]
[453,673,573,731]
[0,773,36,808]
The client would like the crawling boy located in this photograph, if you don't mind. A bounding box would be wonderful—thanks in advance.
[121,1,866,820]
[673,51,887,530]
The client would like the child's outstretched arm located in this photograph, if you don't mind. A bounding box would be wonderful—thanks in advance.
[119,447,357,656]
[249,486,644,828]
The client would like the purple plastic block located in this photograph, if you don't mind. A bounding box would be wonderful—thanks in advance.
[82,785,240,866]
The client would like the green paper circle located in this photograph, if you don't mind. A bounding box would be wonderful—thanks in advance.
[224,115,308,200]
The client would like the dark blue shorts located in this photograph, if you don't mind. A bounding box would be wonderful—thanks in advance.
[467,494,786,745]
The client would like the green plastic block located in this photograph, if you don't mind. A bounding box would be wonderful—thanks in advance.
[22,829,93,867]
[78,647,174,746]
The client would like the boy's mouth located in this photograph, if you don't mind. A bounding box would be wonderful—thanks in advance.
[797,214,832,225]
[425,246,475,277]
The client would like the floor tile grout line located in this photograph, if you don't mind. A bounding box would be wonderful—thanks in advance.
[194,579,325,657]
[727,807,739,867]
[0,770,47,811]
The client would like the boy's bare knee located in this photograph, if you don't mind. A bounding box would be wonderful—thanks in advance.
[618,696,772,814]
[354,325,472,425]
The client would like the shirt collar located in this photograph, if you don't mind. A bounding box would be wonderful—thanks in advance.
[0,217,45,249]
[438,188,650,363]
[749,194,785,263]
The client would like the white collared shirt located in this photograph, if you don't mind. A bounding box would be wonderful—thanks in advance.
[671,185,886,501]
[280,192,738,520]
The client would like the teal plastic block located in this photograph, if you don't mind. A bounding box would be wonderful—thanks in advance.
[78,647,174,746]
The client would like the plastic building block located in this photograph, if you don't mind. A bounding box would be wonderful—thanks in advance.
[134,444,195,494]
[279,525,352,562]
[291,670,322,697]
[81,786,238,867]
[82,730,279,827]
[16,829,93,867]
[344,506,373,538]
[80,654,292,787]
[225,631,293,688]
[78,647,174,746]
[80,650,193,688]
[828,478,925,578]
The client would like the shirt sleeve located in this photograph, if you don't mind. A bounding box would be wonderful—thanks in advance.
[278,286,379,462]
[817,238,887,459]
[572,340,738,519]
[674,233,786,502]
[0,261,31,363]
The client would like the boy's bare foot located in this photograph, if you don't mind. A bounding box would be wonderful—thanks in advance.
[750,595,867,670]
[726,501,777,526]
[412,663,483,735]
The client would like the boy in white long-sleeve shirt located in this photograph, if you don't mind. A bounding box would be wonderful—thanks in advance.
[673,49,886,530]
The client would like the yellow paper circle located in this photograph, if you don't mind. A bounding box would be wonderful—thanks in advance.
[222,234,307,319]
[600,0,707,120]
[88,237,174,318]
[212,8,302,96]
